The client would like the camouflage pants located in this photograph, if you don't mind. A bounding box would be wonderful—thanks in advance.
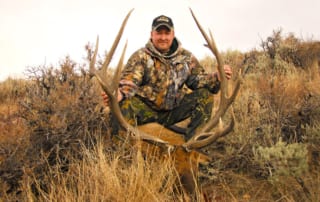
[111,88,213,139]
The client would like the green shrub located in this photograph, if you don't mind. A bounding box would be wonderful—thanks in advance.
[253,140,308,180]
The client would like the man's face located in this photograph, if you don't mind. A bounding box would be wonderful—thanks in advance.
[151,26,175,53]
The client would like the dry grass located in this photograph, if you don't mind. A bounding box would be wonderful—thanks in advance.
[18,142,183,202]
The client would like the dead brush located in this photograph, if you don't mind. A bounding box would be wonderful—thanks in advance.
[0,57,112,199]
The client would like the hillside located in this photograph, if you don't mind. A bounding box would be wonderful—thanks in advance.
[0,30,319,201]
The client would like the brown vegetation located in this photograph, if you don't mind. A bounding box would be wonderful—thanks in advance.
[0,22,320,202]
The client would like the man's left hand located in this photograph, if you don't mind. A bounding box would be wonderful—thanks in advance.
[223,64,232,80]
[215,64,233,81]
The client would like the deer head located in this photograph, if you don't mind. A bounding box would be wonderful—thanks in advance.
[89,8,241,197]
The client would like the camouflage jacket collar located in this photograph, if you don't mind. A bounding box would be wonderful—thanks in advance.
[145,37,182,60]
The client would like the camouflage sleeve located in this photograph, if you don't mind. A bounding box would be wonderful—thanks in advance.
[119,50,145,98]
[186,54,220,94]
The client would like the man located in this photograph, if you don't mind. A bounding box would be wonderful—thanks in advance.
[104,15,232,139]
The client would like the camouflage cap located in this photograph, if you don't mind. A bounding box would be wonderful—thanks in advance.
[152,15,174,31]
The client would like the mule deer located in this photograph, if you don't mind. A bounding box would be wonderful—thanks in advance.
[89,8,241,198]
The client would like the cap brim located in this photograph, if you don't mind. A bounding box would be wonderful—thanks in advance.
[152,23,173,31]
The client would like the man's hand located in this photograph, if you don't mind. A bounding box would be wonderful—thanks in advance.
[101,89,123,106]
[215,64,233,81]
[224,64,232,80]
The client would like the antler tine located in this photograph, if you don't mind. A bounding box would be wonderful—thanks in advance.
[189,8,226,85]
[184,107,236,151]
[112,40,126,90]
[183,8,241,150]
[100,9,134,78]
[89,8,133,78]
[89,36,99,77]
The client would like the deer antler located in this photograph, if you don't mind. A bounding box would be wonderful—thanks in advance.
[89,9,168,145]
[90,8,240,152]
[183,8,241,151]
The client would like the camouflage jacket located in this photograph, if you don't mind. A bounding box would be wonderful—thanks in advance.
[119,37,220,111]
